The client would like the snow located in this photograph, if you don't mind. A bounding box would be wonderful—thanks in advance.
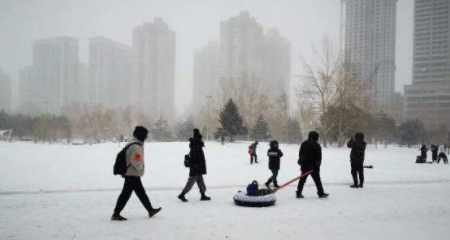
[1,141,449,240]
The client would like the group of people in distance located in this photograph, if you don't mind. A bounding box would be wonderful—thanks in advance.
[111,126,368,221]
[418,144,448,164]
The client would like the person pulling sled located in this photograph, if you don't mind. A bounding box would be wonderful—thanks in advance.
[296,131,329,199]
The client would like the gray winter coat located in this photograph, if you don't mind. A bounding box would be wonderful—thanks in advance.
[125,138,145,177]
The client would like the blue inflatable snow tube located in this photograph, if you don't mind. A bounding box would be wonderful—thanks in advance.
[233,191,277,207]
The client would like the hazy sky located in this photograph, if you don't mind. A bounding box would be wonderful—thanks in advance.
[0,0,413,113]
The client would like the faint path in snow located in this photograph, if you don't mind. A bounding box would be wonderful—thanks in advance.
[2,179,450,196]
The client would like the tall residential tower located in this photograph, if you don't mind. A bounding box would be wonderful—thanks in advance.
[89,37,132,109]
[404,0,450,129]
[0,70,12,113]
[32,37,79,113]
[132,18,176,118]
[342,0,398,109]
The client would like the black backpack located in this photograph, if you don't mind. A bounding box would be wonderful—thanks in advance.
[113,142,142,175]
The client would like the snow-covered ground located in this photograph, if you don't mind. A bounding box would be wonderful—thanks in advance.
[1,141,449,240]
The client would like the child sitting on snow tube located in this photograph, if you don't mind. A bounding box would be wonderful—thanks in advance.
[234,180,276,207]
[246,180,260,196]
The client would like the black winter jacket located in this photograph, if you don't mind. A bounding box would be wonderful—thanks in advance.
[268,148,283,170]
[347,138,367,164]
[188,137,207,177]
[299,140,322,169]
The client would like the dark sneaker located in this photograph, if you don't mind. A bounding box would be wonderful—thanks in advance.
[265,182,270,188]
[350,184,359,188]
[296,192,304,199]
[319,193,329,198]
[149,207,162,218]
[358,184,364,188]
[178,194,188,202]
[273,183,280,188]
[111,214,127,221]
[200,194,211,201]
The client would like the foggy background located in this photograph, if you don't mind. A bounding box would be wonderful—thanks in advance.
[0,0,413,113]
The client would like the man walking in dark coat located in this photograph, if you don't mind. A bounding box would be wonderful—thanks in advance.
[431,144,438,163]
[296,131,329,199]
[178,129,211,202]
[112,126,161,221]
[265,140,283,188]
[249,141,259,164]
[347,132,367,188]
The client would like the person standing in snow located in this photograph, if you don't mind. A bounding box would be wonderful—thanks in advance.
[112,126,162,221]
[296,131,329,199]
[437,145,448,164]
[265,140,283,188]
[431,144,438,163]
[178,129,211,202]
[249,141,259,164]
[347,133,367,188]
[420,144,428,162]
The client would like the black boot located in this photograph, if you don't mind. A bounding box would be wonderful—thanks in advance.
[273,181,280,188]
[111,214,127,221]
[318,193,329,198]
[296,191,304,199]
[200,193,211,201]
[265,180,271,188]
[178,194,188,202]
[358,184,363,188]
[149,207,162,218]
[350,181,359,188]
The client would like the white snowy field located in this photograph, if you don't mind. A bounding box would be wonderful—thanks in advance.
[0,141,449,240]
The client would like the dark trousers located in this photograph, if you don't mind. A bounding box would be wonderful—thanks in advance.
[250,154,258,164]
[181,175,207,195]
[114,176,153,215]
[267,169,279,184]
[432,152,438,162]
[351,163,364,185]
[297,167,324,196]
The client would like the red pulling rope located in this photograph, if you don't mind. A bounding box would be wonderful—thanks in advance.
[273,170,313,193]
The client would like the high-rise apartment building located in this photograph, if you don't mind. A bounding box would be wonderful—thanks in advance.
[342,0,398,108]
[404,0,450,129]
[132,18,176,118]
[18,66,38,114]
[219,11,291,100]
[263,29,291,99]
[193,41,220,111]
[220,11,264,81]
[89,37,132,109]
[32,36,79,113]
[0,70,12,113]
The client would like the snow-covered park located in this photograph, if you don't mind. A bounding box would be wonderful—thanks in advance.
[1,141,449,240]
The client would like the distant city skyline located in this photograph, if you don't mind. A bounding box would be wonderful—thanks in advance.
[0,0,414,115]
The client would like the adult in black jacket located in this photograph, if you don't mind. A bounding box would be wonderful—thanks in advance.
[347,132,367,188]
[178,129,211,202]
[265,140,283,188]
[430,144,438,163]
[296,131,328,199]
[420,145,428,161]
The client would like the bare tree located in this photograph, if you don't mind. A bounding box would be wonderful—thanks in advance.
[297,37,368,147]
